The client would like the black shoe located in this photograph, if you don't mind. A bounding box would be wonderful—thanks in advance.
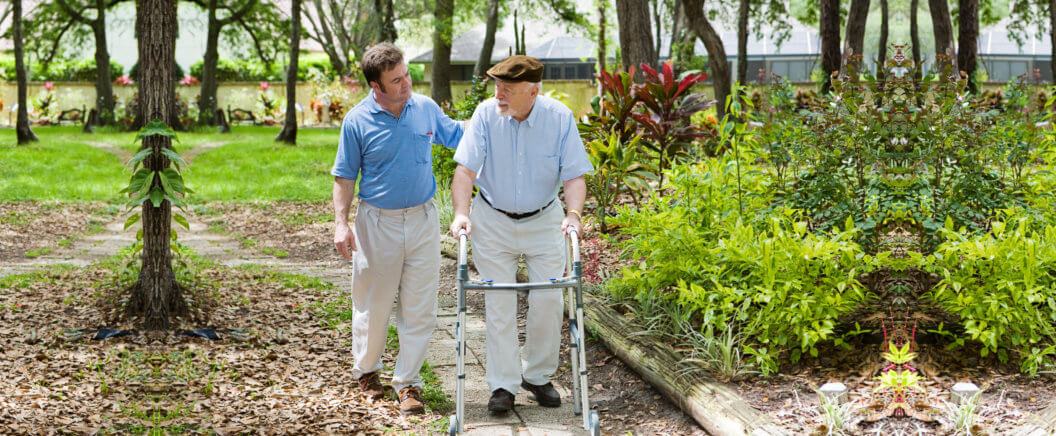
[521,379,561,407]
[488,388,515,415]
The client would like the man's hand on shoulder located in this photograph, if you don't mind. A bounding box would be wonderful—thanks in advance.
[335,222,356,259]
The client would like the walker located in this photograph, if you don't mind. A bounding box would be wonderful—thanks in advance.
[448,227,601,436]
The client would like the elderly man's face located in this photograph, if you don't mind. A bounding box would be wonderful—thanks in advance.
[493,78,538,118]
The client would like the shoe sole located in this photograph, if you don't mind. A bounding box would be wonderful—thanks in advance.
[400,409,425,415]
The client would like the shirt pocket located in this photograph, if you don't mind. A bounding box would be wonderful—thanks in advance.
[536,153,561,182]
[414,133,433,166]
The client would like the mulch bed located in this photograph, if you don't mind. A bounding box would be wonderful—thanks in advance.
[0,201,115,261]
[0,261,441,433]
[199,201,336,262]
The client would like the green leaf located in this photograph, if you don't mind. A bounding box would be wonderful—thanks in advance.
[127,148,153,171]
[160,168,187,194]
[134,119,179,144]
[123,213,141,230]
[160,147,187,170]
[148,187,166,208]
[121,169,155,195]
[173,213,190,230]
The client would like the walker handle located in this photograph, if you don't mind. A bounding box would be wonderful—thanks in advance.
[458,229,469,267]
[565,227,580,263]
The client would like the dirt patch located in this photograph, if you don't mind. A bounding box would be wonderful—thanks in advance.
[198,201,336,262]
[0,262,444,433]
[0,201,116,261]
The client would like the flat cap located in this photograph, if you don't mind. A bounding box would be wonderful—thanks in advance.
[486,55,544,83]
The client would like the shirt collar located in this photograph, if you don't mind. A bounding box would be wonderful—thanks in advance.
[366,90,414,115]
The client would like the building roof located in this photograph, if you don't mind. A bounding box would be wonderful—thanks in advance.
[978,21,1052,56]
[410,28,515,64]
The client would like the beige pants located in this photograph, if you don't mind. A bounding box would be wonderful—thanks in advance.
[350,200,440,392]
[470,195,565,394]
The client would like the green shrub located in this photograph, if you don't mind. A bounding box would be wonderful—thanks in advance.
[130,60,185,82]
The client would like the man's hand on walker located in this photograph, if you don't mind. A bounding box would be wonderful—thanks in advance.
[450,213,472,238]
[335,223,356,260]
[561,211,582,235]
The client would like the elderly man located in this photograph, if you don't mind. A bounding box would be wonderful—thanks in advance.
[332,42,463,415]
[449,55,593,414]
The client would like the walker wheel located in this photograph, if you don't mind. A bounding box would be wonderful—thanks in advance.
[448,414,459,436]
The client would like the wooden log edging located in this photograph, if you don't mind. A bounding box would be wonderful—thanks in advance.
[1014,399,1056,435]
[582,294,790,436]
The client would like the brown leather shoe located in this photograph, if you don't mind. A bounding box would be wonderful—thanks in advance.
[398,386,426,415]
[357,372,391,400]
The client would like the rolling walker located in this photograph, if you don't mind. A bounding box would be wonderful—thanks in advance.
[448,227,601,436]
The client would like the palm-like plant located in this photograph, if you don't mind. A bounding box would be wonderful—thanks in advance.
[586,130,649,232]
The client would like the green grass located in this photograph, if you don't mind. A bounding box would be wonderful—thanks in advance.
[0,126,127,201]
[184,126,339,201]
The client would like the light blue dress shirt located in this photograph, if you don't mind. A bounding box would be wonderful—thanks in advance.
[454,95,593,213]
[332,91,464,210]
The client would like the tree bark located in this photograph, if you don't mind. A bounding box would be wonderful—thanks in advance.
[92,0,116,125]
[957,0,979,93]
[376,0,396,42]
[597,0,607,96]
[653,0,662,62]
[844,0,870,60]
[682,0,730,120]
[736,0,749,86]
[819,0,841,94]
[196,0,258,126]
[878,0,888,79]
[911,0,922,80]
[276,0,300,144]
[474,0,500,79]
[13,0,37,144]
[928,0,955,68]
[1051,0,1056,84]
[615,0,656,81]
[132,0,184,330]
[431,0,454,104]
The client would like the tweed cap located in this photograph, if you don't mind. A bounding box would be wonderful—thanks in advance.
[486,55,544,83]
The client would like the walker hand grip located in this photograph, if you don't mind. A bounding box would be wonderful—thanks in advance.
[565,227,580,263]
[458,229,469,266]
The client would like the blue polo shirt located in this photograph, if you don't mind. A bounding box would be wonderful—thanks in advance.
[454,96,593,213]
[332,91,464,209]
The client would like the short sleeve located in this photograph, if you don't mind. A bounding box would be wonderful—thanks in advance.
[453,105,488,174]
[429,99,464,150]
[331,115,362,180]
[558,112,593,181]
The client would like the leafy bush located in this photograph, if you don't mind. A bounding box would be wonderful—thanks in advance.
[927,216,1056,374]
[130,60,185,82]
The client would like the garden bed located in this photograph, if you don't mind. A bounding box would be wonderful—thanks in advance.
[0,201,116,260]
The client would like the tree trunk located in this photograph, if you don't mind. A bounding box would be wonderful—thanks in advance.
[431,0,453,104]
[911,0,922,79]
[132,0,184,330]
[819,0,841,94]
[844,0,870,60]
[1051,0,1056,84]
[957,0,979,93]
[878,0,889,79]
[92,0,116,125]
[929,0,955,68]
[197,0,220,125]
[670,0,694,74]
[276,0,300,144]
[615,0,656,81]
[376,0,396,42]
[682,0,730,120]
[13,0,36,144]
[736,0,749,86]
[653,0,662,61]
[474,0,500,79]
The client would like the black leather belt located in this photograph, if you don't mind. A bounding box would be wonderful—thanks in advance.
[480,195,555,220]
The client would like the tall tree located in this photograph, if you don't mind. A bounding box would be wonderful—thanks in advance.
[597,0,608,96]
[911,0,922,79]
[132,0,183,329]
[682,0,730,120]
[473,0,501,79]
[186,0,259,126]
[877,0,889,79]
[928,0,955,68]
[736,0,749,86]
[844,0,870,59]
[276,0,300,144]
[958,0,979,93]
[302,0,397,78]
[615,0,656,81]
[819,0,840,94]
[13,0,37,144]
[1051,0,1055,83]
[54,0,122,126]
[431,0,453,104]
